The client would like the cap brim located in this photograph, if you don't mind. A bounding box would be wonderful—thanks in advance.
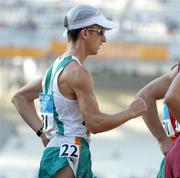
[95,15,119,30]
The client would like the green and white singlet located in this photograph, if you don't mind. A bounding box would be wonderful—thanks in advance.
[38,56,95,178]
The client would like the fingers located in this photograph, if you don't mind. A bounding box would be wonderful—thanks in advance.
[40,133,50,147]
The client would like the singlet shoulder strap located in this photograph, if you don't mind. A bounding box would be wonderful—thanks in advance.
[51,56,74,83]
[44,56,76,94]
[49,56,74,94]
[44,61,55,94]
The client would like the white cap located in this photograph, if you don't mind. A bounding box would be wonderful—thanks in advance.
[63,5,118,37]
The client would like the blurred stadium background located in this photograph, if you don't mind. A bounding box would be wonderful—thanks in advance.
[0,0,180,177]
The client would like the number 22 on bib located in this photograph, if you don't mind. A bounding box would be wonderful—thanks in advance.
[59,143,80,159]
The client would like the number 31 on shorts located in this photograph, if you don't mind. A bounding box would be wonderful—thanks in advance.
[59,143,79,159]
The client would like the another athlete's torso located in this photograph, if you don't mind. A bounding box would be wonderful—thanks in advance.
[163,62,180,140]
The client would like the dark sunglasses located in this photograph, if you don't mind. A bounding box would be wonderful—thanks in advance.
[86,28,106,37]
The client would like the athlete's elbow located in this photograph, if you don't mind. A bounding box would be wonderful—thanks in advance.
[165,92,178,108]
[12,92,20,105]
[11,91,25,108]
[90,129,98,134]
[87,125,99,134]
[86,121,102,134]
[84,113,102,134]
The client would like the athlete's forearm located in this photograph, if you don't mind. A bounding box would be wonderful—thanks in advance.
[136,74,174,142]
[142,96,167,142]
[82,96,146,134]
[85,109,134,134]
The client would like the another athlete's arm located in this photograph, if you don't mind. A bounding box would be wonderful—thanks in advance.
[71,67,147,134]
[137,69,177,154]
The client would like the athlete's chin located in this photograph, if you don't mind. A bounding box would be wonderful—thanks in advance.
[94,48,100,54]
[94,51,98,55]
[89,51,98,55]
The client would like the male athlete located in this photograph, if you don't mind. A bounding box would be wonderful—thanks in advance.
[12,4,147,178]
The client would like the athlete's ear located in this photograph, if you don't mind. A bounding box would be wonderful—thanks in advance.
[80,29,88,39]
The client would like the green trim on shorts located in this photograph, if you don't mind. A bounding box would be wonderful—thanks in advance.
[38,138,96,178]
[38,147,68,178]
[76,138,94,178]
[157,158,165,178]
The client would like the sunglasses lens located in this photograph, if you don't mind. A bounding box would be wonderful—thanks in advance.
[99,29,105,36]
[86,28,105,36]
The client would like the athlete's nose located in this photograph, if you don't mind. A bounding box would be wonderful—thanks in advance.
[101,35,107,43]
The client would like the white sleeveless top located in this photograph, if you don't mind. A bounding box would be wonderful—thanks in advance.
[42,56,89,140]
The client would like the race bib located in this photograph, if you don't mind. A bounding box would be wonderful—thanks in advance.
[59,143,79,159]
[39,93,55,132]
[163,119,175,137]
[162,103,175,137]
[175,120,180,132]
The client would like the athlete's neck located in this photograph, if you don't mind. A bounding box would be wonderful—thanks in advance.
[64,42,87,64]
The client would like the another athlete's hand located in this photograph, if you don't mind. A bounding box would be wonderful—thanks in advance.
[40,133,50,147]
[128,97,147,118]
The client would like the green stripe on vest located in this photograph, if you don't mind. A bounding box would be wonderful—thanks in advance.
[44,62,54,94]
[44,56,74,135]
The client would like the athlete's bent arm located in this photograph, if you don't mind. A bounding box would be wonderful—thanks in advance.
[11,78,49,146]
[137,69,177,154]
[72,67,147,134]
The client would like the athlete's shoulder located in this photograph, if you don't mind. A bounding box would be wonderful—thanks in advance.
[67,59,90,76]
[63,59,92,84]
